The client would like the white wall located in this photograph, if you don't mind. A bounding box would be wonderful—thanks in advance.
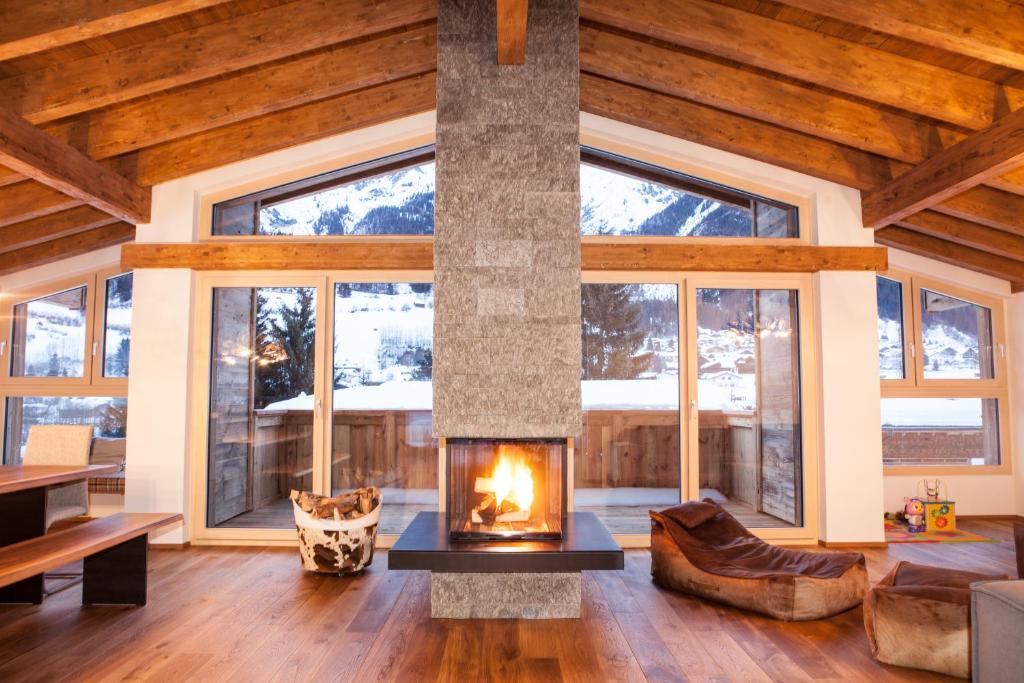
[881,249,1018,518]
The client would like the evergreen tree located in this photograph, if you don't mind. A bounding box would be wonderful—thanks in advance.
[254,289,316,407]
[581,285,653,379]
[111,337,130,376]
[412,348,432,380]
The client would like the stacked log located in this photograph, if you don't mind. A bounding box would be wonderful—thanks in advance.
[290,487,381,521]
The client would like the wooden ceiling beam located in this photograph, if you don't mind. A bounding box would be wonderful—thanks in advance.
[496,0,529,65]
[109,73,437,187]
[0,0,436,124]
[580,0,1023,130]
[0,182,80,228]
[25,25,435,164]
[862,107,1024,228]
[0,107,150,224]
[580,26,1024,196]
[778,0,1024,72]
[0,223,135,277]
[121,241,885,272]
[876,227,1024,289]
[897,211,1024,260]
[579,75,1024,241]
[0,1,231,62]
[0,206,118,253]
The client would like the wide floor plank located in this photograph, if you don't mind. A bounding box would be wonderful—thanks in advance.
[0,520,1014,682]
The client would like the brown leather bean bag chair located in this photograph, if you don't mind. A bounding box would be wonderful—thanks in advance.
[863,561,1006,679]
[650,500,867,621]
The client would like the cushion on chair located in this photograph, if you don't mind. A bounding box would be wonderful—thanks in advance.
[864,561,1007,679]
[24,425,94,530]
[972,580,1024,683]
[649,502,867,621]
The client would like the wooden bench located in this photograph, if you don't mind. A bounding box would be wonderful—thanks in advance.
[0,512,182,606]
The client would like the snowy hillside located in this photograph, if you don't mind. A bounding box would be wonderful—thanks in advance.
[259,162,435,236]
[580,164,751,237]
[877,318,988,379]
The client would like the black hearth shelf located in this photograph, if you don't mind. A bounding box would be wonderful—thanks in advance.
[387,512,624,572]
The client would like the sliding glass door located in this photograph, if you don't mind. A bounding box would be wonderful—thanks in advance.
[687,279,810,531]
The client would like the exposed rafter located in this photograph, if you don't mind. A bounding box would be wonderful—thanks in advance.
[0,182,80,228]
[580,0,1024,130]
[496,0,529,64]
[897,211,1024,261]
[0,206,118,253]
[0,1,231,62]
[0,0,436,124]
[778,0,1024,72]
[876,227,1024,290]
[107,73,437,188]
[863,107,1024,228]
[0,106,150,224]
[0,223,136,277]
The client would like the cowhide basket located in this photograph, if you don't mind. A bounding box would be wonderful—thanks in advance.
[292,494,381,575]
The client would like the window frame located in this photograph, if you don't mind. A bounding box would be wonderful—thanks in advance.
[0,265,132,465]
[879,269,1012,475]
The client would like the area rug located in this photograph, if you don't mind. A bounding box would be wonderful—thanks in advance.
[885,520,996,544]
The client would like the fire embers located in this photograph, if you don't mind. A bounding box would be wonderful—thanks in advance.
[470,450,535,526]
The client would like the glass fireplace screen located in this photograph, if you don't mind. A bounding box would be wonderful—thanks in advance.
[447,438,566,541]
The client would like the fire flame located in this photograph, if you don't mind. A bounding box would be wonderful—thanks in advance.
[492,447,534,514]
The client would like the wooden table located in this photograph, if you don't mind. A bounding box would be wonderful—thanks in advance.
[0,464,118,602]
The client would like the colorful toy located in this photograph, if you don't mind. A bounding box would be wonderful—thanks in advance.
[904,497,926,533]
[924,500,956,532]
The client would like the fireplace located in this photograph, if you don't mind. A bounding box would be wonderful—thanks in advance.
[447,438,567,541]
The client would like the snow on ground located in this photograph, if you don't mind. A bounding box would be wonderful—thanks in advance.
[881,397,983,428]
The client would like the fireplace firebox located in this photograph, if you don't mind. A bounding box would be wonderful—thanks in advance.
[447,438,567,541]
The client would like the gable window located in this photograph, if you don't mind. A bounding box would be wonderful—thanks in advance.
[580,148,799,238]
[211,147,436,236]
[0,269,133,465]
[876,273,1008,471]
[211,145,800,240]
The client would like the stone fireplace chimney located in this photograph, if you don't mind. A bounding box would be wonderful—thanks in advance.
[433,0,581,439]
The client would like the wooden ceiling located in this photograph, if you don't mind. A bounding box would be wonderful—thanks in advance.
[0,0,1022,289]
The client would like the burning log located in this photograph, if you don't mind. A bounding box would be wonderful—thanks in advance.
[470,474,531,525]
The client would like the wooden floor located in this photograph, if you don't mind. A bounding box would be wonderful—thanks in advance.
[0,520,1015,682]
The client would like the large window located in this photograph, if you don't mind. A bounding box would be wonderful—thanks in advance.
[201,277,434,536]
[577,281,680,533]
[210,145,800,240]
[580,149,799,238]
[877,273,1008,470]
[1,269,132,465]
[212,148,436,236]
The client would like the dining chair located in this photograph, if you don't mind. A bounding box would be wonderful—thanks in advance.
[23,424,94,530]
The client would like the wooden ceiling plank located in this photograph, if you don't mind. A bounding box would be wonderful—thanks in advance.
[580,26,1024,196]
[0,181,81,228]
[876,226,1024,286]
[897,211,1024,260]
[580,0,1023,130]
[1,0,436,124]
[0,206,118,253]
[109,73,437,188]
[38,24,436,162]
[497,0,529,65]
[862,107,1024,228]
[0,107,150,224]
[0,223,135,277]
[580,75,1024,240]
[0,1,232,62]
[777,0,1024,72]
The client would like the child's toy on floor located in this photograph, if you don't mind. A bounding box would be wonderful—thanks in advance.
[904,497,926,533]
